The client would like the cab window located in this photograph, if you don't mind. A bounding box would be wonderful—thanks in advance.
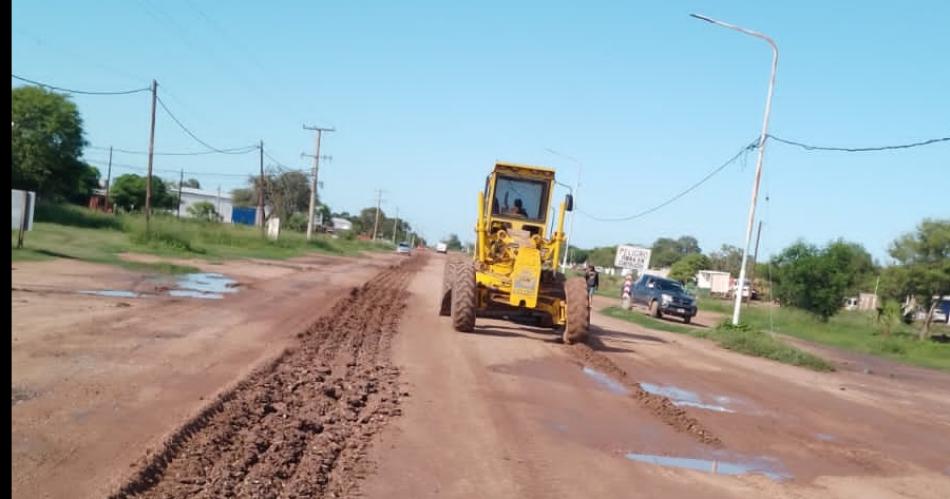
[491,176,547,221]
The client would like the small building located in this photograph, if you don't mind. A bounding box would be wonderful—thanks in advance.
[696,270,731,290]
[88,188,112,213]
[857,293,879,311]
[331,217,353,232]
[178,187,233,223]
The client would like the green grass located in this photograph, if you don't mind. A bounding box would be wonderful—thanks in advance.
[603,306,835,372]
[697,296,950,371]
[12,203,393,272]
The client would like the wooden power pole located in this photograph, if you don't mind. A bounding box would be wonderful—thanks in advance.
[371,189,382,241]
[303,124,334,241]
[258,140,265,236]
[177,169,184,218]
[145,79,158,233]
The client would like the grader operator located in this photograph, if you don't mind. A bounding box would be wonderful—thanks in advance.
[439,162,590,344]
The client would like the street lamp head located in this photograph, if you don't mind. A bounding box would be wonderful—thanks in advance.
[689,13,716,24]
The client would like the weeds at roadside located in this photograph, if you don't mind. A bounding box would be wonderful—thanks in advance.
[12,202,393,271]
[602,306,835,372]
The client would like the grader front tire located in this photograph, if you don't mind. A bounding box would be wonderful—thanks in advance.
[451,261,477,332]
[439,260,461,316]
[563,277,590,344]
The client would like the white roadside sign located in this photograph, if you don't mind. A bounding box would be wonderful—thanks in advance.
[614,245,651,276]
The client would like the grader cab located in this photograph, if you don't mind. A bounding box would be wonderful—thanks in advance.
[439,162,590,344]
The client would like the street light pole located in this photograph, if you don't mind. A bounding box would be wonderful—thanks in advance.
[544,148,583,271]
[691,13,778,326]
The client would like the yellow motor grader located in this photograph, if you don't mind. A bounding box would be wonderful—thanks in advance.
[439,161,590,344]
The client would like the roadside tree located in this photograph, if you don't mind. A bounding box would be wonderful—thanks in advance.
[880,218,950,339]
[12,85,94,200]
[109,174,175,213]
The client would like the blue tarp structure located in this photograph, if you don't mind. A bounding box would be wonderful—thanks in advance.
[232,206,257,226]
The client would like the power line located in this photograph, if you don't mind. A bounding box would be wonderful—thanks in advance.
[87,144,258,156]
[578,140,758,222]
[11,74,151,95]
[767,133,950,152]
[155,95,253,154]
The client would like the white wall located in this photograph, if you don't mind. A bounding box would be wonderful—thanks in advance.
[11,189,36,230]
[178,187,233,223]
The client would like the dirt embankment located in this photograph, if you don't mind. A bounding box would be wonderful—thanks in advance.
[111,256,425,499]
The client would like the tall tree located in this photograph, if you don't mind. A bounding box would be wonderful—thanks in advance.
[708,244,744,277]
[231,171,311,222]
[770,239,874,321]
[650,235,702,268]
[445,233,462,251]
[12,86,89,199]
[880,219,950,338]
[109,174,175,212]
[670,253,711,284]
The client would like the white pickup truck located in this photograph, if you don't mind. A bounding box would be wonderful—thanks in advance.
[436,242,448,253]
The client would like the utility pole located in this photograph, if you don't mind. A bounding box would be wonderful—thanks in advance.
[692,13,778,326]
[177,168,183,218]
[371,189,383,241]
[747,220,764,303]
[303,125,335,241]
[258,140,265,236]
[392,207,400,244]
[105,146,113,213]
[145,79,158,233]
[545,148,582,271]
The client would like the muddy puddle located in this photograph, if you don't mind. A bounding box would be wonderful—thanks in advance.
[582,368,734,414]
[167,272,238,300]
[79,290,140,298]
[639,382,734,413]
[582,367,630,395]
[76,272,239,301]
[625,451,791,481]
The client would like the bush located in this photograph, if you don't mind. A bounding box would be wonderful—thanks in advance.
[285,212,309,232]
[33,201,123,230]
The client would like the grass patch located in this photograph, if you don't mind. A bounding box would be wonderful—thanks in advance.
[34,201,124,230]
[697,296,950,371]
[12,204,393,272]
[602,306,835,372]
[602,306,694,334]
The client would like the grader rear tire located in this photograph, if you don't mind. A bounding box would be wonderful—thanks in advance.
[451,261,477,332]
[439,260,461,316]
[563,277,590,344]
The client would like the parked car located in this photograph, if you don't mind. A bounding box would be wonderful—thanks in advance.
[396,242,412,255]
[436,242,448,253]
[630,274,698,323]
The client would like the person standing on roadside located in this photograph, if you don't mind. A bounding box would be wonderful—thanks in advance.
[585,264,599,305]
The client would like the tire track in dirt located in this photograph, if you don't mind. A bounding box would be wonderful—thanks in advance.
[568,333,723,447]
[110,256,425,499]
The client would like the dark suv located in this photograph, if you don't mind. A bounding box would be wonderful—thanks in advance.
[630,275,698,324]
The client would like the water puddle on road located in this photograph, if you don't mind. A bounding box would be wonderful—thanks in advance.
[816,433,836,441]
[625,452,791,481]
[78,290,140,298]
[581,367,630,395]
[168,272,238,300]
[640,382,734,413]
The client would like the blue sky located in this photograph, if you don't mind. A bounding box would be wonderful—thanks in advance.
[12,0,949,262]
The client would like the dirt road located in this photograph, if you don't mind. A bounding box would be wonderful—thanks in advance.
[13,253,950,498]
[360,255,950,498]
[12,251,402,498]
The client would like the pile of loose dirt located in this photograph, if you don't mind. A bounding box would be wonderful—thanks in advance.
[110,257,425,498]
[569,340,722,447]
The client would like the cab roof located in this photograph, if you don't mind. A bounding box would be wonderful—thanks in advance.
[494,161,556,179]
